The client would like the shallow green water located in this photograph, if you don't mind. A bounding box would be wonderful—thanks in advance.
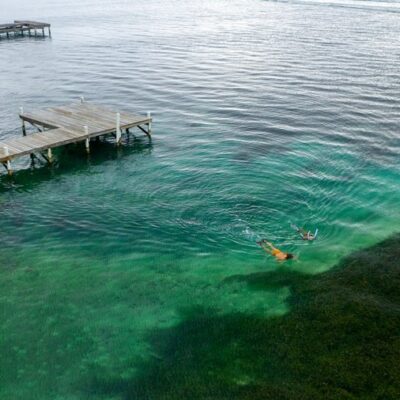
[1,0,400,398]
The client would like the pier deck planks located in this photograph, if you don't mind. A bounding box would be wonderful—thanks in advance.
[0,102,152,163]
[0,20,51,37]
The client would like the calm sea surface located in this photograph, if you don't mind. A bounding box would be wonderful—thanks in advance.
[1,0,400,398]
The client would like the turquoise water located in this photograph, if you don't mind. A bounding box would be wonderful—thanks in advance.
[1,0,400,398]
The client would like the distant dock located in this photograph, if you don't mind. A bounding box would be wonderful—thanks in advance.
[0,20,51,39]
[0,100,152,175]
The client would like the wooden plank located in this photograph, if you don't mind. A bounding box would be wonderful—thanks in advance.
[3,139,36,152]
[0,21,50,36]
[0,143,28,161]
[81,103,149,125]
[14,20,51,27]
[29,106,113,133]
[21,103,150,133]
[0,102,151,166]
[0,143,26,155]
[21,112,59,129]
[22,136,52,148]
[2,136,38,151]
[37,112,83,131]
[54,111,112,132]
[60,105,117,127]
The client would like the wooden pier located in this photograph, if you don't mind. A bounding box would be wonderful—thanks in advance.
[0,20,51,39]
[0,100,152,175]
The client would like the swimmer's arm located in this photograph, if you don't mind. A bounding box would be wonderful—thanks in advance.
[292,224,306,235]
[259,243,274,254]
[260,244,272,254]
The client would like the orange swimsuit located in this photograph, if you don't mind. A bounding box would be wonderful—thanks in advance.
[272,248,287,260]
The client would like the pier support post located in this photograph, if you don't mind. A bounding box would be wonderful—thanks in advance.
[84,126,90,153]
[3,146,12,175]
[116,113,122,145]
[147,111,152,136]
[19,107,26,136]
[42,28,45,36]
[47,148,53,163]
[48,27,51,37]
[85,138,90,153]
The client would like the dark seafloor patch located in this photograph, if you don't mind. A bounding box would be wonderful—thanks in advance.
[87,234,400,400]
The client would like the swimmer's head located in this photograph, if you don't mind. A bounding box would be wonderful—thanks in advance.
[286,253,294,260]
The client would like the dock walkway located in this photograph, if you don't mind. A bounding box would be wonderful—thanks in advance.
[0,20,51,38]
[0,101,152,174]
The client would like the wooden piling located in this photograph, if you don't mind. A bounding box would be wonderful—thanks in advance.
[0,101,152,172]
[84,126,90,153]
[3,146,12,175]
[0,21,51,39]
[47,148,53,163]
[20,107,26,136]
[116,112,122,145]
[147,111,152,135]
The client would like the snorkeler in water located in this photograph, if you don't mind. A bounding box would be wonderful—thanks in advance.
[291,224,318,241]
[257,239,294,261]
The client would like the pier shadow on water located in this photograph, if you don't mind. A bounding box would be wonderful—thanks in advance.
[0,136,153,194]
[86,234,400,400]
